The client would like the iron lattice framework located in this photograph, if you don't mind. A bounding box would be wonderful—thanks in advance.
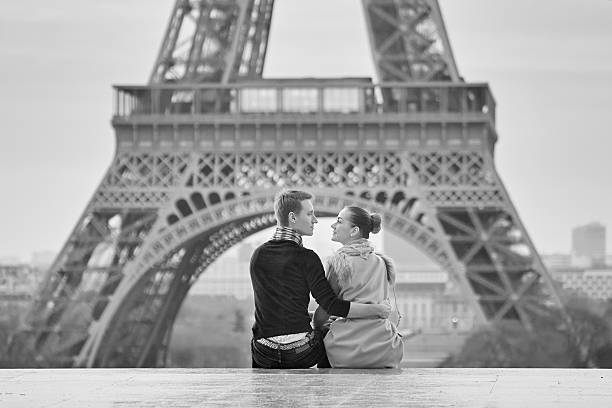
[150,0,274,83]
[13,0,566,368]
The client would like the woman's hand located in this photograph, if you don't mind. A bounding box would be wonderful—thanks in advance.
[376,300,392,319]
[346,300,391,319]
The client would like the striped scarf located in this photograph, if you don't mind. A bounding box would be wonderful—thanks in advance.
[271,226,303,246]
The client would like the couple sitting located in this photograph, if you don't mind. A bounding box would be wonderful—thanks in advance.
[250,190,403,369]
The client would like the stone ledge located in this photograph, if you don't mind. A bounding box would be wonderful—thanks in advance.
[1,368,611,407]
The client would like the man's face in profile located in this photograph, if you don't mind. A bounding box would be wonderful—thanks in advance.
[291,199,318,236]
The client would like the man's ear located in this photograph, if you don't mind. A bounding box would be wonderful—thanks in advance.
[288,212,296,224]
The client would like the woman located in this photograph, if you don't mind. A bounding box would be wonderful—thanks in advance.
[314,206,403,368]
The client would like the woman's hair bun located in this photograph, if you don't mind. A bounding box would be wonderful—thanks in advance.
[370,213,382,234]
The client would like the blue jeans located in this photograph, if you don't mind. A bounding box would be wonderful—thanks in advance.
[251,330,328,369]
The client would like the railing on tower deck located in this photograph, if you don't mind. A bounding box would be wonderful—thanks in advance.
[113,81,496,124]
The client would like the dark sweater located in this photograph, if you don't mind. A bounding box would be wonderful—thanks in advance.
[250,240,350,339]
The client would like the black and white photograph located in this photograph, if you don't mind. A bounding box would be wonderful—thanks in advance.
[1,0,611,406]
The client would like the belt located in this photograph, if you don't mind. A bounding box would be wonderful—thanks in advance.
[256,333,312,351]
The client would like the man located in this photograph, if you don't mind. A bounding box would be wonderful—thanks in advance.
[250,190,390,368]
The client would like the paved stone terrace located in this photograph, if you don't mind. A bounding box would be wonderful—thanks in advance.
[1,368,611,407]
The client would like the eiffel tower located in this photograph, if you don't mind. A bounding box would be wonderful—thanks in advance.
[15,0,566,367]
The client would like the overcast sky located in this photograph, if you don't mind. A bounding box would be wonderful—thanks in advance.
[0,0,611,262]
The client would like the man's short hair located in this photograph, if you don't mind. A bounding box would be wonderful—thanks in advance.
[274,190,312,226]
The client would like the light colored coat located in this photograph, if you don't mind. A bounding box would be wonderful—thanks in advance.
[324,240,403,368]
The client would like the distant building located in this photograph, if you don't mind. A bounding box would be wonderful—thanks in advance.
[0,264,42,327]
[394,272,476,333]
[552,267,612,301]
[541,253,572,270]
[0,256,23,265]
[572,223,606,267]
[0,264,42,297]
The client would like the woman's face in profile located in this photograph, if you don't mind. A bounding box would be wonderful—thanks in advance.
[331,208,357,244]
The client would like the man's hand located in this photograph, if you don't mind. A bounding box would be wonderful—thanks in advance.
[313,306,330,329]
